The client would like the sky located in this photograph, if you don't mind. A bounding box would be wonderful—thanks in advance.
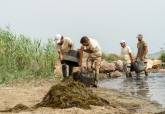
[0,0,165,54]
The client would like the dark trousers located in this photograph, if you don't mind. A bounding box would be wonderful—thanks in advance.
[62,64,73,78]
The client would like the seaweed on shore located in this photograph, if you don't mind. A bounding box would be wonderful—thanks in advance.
[35,78,109,109]
[0,78,109,113]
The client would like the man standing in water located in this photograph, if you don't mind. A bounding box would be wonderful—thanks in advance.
[80,36,102,87]
[120,40,133,77]
[55,34,74,79]
[136,34,148,76]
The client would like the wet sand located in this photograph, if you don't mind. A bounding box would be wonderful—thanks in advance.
[0,79,163,114]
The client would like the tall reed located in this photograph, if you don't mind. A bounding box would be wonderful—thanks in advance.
[0,29,58,84]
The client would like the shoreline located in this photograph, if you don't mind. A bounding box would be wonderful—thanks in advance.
[0,79,164,114]
[149,68,165,73]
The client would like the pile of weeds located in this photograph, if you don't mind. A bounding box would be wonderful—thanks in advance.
[0,104,31,113]
[35,78,109,109]
[0,78,109,113]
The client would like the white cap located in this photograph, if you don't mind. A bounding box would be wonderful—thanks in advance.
[55,34,62,44]
[120,40,126,44]
[137,34,143,38]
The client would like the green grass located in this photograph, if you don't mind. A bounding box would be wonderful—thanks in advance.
[0,28,58,84]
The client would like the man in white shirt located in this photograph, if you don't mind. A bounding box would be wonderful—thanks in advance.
[55,34,74,78]
[120,40,133,77]
[80,36,102,87]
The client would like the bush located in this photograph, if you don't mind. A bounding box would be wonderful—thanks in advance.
[160,53,165,62]
[0,29,58,84]
[102,53,122,63]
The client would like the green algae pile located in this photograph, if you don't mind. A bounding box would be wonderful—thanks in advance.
[35,78,109,109]
[0,104,30,113]
[0,78,109,113]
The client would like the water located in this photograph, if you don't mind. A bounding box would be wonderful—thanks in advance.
[99,73,165,107]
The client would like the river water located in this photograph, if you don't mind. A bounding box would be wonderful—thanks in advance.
[99,73,165,107]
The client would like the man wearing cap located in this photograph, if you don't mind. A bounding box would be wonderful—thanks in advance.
[55,34,74,78]
[136,34,148,76]
[80,36,102,87]
[120,40,133,77]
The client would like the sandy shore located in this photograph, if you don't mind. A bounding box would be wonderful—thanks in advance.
[0,79,164,114]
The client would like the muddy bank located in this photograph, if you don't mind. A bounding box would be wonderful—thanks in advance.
[0,79,163,114]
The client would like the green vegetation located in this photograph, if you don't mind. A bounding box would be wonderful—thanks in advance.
[0,78,109,113]
[0,29,58,84]
[160,53,165,62]
[102,53,122,62]
[35,78,109,109]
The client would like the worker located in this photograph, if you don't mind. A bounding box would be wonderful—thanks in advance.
[136,34,149,76]
[55,34,74,79]
[80,36,102,87]
[120,40,133,77]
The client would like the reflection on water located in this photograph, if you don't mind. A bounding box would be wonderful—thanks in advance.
[99,73,165,107]
[122,77,149,97]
